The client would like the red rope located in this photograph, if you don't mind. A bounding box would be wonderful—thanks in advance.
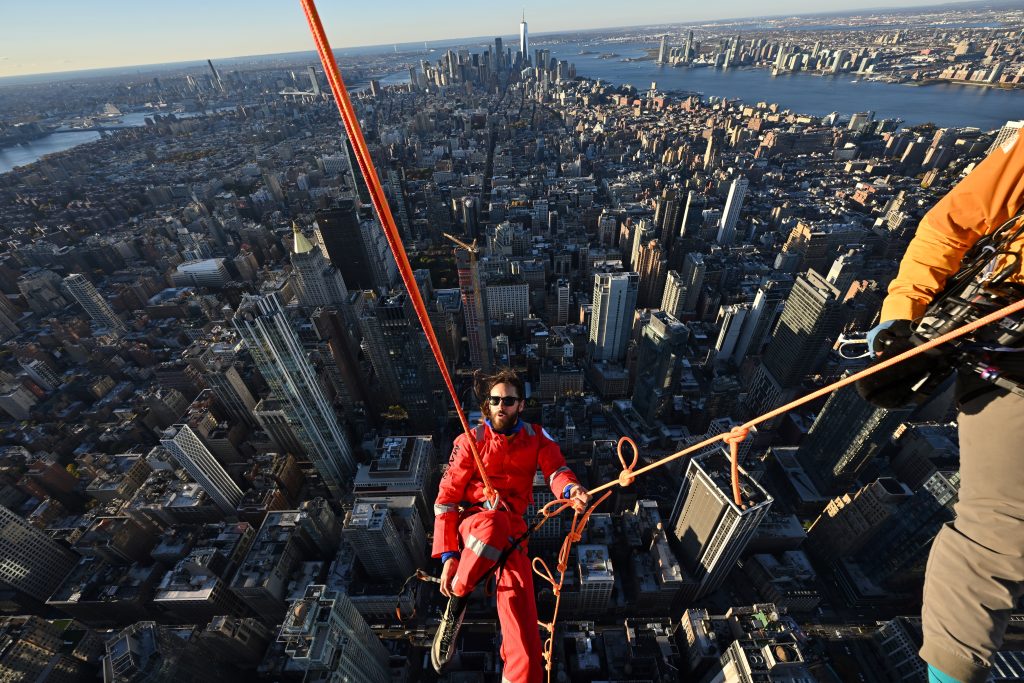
[298,0,496,504]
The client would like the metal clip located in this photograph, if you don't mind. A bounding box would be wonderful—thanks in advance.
[835,333,873,360]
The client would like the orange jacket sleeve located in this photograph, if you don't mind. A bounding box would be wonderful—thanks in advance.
[881,135,1024,322]
[432,433,475,558]
[537,426,579,499]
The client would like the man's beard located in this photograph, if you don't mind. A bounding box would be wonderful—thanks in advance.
[492,410,516,429]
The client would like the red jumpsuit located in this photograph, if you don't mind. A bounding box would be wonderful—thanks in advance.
[433,421,579,683]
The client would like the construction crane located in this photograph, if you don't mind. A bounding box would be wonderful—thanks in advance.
[443,233,491,371]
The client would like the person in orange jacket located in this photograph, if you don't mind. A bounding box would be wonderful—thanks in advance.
[862,130,1024,683]
[430,367,590,681]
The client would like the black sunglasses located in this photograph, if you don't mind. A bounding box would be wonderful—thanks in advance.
[487,395,521,407]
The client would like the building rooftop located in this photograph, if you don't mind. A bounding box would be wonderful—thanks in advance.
[578,544,614,582]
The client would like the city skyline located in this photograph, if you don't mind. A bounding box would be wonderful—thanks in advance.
[1,0,981,79]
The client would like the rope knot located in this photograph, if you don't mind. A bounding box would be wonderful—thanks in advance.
[618,469,636,487]
[724,426,749,445]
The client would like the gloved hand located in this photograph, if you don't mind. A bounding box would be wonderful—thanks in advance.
[866,319,896,358]
[856,319,951,409]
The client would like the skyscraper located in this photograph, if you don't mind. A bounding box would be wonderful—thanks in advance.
[807,477,912,557]
[713,303,752,368]
[455,247,491,371]
[0,505,78,602]
[716,177,748,246]
[232,500,341,621]
[853,471,959,589]
[290,223,348,308]
[62,273,126,333]
[654,187,683,248]
[681,252,706,314]
[577,545,614,612]
[160,424,243,515]
[629,219,657,272]
[635,239,668,309]
[356,291,446,429]
[234,292,354,497]
[747,270,844,415]
[520,12,529,64]
[184,342,259,429]
[661,270,687,320]
[343,496,425,582]
[632,311,688,425]
[670,453,773,603]
[360,216,398,292]
[494,37,504,70]
[314,202,376,291]
[987,119,1024,154]
[556,279,571,325]
[657,35,669,64]
[306,65,320,96]
[278,584,390,683]
[252,398,306,457]
[589,271,639,362]
[796,380,912,494]
[703,129,722,170]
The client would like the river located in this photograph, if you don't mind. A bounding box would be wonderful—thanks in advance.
[0,110,227,175]
[547,40,1023,130]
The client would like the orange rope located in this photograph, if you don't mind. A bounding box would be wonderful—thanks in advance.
[298,0,497,505]
[586,295,1024,503]
[531,436,635,682]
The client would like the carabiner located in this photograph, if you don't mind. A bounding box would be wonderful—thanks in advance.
[836,333,873,360]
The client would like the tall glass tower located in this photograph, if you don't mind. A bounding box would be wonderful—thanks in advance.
[234,292,354,497]
[589,271,639,362]
[160,423,243,514]
[62,273,126,333]
[520,12,529,64]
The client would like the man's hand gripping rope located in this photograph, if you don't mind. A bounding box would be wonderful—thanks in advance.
[532,436,639,678]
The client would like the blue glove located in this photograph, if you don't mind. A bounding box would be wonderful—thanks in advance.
[866,319,897,358]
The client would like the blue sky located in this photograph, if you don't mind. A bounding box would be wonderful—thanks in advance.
[1,0,957,78]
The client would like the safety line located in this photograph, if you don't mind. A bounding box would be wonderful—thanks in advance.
[299,0,497,505]
[585,295,1024,503]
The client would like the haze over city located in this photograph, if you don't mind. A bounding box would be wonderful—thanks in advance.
[0,0,996,78]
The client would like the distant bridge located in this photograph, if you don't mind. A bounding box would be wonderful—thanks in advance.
[51,125,137,134]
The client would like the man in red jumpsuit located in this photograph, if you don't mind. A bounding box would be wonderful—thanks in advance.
[431,368,590,681]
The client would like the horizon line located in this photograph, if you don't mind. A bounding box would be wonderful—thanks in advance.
[1,0,1016,83]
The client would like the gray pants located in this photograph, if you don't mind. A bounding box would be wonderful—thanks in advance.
[921,388,1024,682]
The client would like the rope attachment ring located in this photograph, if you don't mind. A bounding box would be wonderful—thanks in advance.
[616,436,639,488]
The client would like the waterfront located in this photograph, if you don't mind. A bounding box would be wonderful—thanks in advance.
[0,110,223,174]
[548,40,1024,130]
[0,130,102,174]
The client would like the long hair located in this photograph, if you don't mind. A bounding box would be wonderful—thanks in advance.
[473,367,525,416]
